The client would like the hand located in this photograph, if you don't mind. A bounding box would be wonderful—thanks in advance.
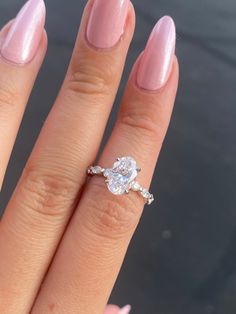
[0,0,178,313]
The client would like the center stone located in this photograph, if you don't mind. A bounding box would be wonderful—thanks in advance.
[104,157,138,195]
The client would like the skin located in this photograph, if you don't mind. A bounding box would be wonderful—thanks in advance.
[0,1,179,314]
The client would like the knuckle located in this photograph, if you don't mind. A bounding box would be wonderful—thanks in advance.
[67,69,109,97]
[118,100,165,141]
[84,179,141,239]
[19,167,77,220]
[66,57,115,97]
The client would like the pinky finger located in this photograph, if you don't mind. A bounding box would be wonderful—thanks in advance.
[105,305,132,314]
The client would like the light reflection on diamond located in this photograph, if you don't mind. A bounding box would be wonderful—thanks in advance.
[105,157,138,195]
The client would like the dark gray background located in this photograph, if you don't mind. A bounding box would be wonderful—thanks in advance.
[1,0,236,313]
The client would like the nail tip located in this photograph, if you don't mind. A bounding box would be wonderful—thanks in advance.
[30,0,46,7]
[161,15,175,22]
[155,15,176,46]
[1,0,46,65]
[17,0,46,26]
[41,0,46,16]
[27,0,46,18]
[157,15,176,31]
[33,0,47,16]
[119,304,132,314]
[136,14,176,91]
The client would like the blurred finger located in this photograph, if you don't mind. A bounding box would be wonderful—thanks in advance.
[105,305,131,314]
[104,305,120,314]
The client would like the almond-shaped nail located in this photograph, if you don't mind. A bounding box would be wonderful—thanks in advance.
[1,0,46,64]
[137,16,176,91]
[119,305,131,314]
[87,0,129,49]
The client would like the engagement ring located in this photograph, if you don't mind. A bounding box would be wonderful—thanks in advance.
[88,156,154,205]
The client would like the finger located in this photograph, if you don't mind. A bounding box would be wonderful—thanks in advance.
[105,305,131,314]
[32,17,178,314]
[104,305,120,314]
[0,0,46,189]
[0,0,135,313]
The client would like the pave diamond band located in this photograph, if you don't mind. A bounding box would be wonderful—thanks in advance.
[87,157,154,205]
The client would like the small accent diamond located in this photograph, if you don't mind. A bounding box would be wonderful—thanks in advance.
[147,194,154,205]
[141,189,150,198]
[130,181,141,191]
[88,166,103,175]
[92,166,103,174]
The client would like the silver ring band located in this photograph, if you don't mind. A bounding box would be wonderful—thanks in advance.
[87,156,154,205]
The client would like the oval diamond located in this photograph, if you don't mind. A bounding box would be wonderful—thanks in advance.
[105,157,138,195]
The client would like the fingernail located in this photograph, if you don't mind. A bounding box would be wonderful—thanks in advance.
[1,0,46,64]
[87,0,129,49]
[137,16,176,91]
[119,305,131,314]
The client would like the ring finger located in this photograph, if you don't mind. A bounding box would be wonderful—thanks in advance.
[33,16,179,314]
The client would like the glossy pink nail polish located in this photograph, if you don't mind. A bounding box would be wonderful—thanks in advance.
[87,0,129,49]
[1,0,46,64]
[118,305,131,314]
[137,16,176,91]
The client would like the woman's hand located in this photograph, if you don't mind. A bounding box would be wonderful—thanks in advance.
[0,0,178,313]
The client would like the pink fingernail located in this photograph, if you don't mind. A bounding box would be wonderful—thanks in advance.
[118,305,131,314]
[1,0,46,64]
[87,0,129,49]
[137,16,176,91]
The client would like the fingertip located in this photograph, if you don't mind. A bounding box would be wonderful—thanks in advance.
[119,304,132,314]
[104,304,121,314]
[0,20,14,36]
[29,28,47,69]
[163,54,179,96]
[41,29,48,52]
[126,1,136,37]
[77,0,135,51]
[127,52,179,99]
[173,55,179,79]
